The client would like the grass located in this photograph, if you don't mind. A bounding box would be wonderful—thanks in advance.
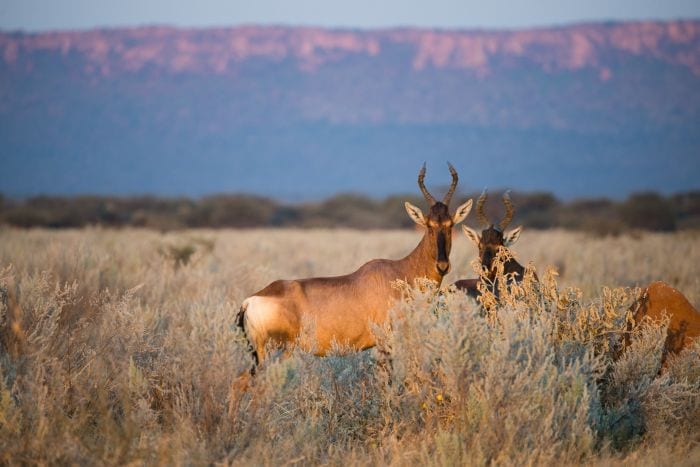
[0,227,699,465]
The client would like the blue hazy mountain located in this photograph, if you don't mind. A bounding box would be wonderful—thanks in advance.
[1,22,699,199]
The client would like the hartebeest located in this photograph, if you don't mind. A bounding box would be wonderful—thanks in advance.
[453,190,527,299]
[237,164,473,366]
[628,281,700,361]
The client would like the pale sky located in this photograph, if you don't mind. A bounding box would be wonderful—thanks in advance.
[1,0,699,31]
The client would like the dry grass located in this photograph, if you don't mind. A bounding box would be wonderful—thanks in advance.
[0,227,699,465]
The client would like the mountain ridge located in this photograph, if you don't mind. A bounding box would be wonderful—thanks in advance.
[1,20,699,198]
[3,20,699,76]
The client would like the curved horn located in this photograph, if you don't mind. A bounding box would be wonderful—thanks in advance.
[499,190,514,230]
[475,189,489,227]
[417,163,436,205]
[443,162,459,205]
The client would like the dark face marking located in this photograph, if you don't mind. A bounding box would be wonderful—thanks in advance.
[479,226,505,272]
[437,231,448,262]
[426,202,454,276]
[436,231,449,275]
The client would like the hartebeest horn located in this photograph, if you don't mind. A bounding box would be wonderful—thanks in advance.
[475,189,489,227]
[417,163,436,205]
[499,190,514,230]
[443,162,459,205]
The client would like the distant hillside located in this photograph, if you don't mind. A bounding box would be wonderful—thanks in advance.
[1,21,699,198]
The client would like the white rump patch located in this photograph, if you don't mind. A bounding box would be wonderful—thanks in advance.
[242,296,280,345]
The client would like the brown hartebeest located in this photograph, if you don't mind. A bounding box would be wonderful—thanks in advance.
[628,281,700,361]
[453,190,526,299]
[237,164,473,367]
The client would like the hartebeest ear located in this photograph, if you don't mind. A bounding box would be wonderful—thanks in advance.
[452,199,473,224]
[404,202,426,226]
[462,225,480,246]
[504,225,523,246]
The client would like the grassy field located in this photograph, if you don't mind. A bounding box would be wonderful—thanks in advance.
[0,227,699,465]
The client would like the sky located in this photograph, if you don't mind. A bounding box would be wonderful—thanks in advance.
[1,0,700,32]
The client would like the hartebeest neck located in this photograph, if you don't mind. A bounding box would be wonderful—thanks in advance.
[399,231,445,284]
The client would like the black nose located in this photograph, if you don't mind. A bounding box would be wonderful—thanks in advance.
[437,262,450,275]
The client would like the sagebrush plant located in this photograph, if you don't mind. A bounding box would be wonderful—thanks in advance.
[0,228,698,465]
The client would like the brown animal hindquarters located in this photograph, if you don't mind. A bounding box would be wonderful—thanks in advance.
[631,281,700,356]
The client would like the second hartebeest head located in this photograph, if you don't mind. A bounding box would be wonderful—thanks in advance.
[404,163,473,277]
[461,190,523,279]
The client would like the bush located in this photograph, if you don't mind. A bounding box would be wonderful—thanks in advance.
[2,190,699,232]
[619,192,677,232]
[1,235,698,465]
[558,198,625,236]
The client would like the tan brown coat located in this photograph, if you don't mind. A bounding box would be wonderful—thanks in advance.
[631,281,700,356]
[238,164,473,365]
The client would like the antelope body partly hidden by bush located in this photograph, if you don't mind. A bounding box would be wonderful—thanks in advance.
[237,164,473,367]
[629,280,700,360]
[453,190,529,299]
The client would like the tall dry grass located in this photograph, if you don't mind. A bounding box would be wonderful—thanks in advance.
[0,227,698,465]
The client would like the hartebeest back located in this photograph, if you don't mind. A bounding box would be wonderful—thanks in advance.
[238,164,473,366]
[453,190,528,299]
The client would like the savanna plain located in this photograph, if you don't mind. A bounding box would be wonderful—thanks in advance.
[1,227,699,465]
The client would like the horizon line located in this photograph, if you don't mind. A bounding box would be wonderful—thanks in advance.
[2,16,699,35]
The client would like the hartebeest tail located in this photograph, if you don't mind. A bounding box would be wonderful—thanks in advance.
[236,304,259,374]
[238,164,473,367]
[454,190,528,299]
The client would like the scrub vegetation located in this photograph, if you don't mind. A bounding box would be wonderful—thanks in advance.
[0,228,698,465]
